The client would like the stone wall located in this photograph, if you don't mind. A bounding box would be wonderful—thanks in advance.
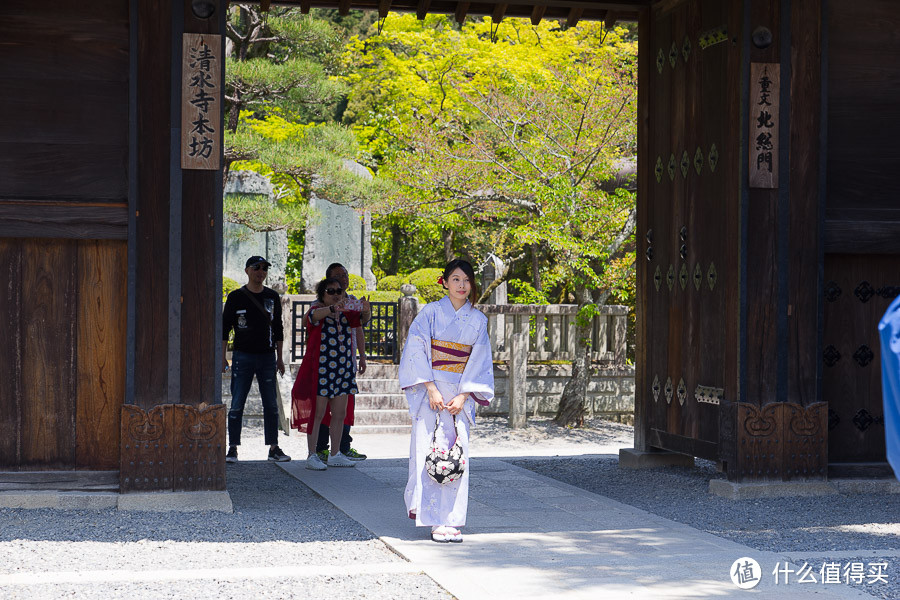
[478,364,635,423]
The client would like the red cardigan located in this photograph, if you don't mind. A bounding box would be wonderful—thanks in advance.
[291,310,361,433]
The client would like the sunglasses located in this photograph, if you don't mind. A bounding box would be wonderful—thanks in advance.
[325,288,343,296]
[250,264,268,272]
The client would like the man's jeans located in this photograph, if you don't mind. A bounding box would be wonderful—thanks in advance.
[228,350,279,446]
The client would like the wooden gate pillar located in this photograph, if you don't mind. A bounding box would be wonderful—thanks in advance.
[121,0,227,493]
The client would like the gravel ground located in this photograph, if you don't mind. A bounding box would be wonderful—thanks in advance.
[0,462,450,600]
[509,433,900,600]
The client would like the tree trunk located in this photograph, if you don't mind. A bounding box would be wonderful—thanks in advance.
[554,283,593,427]
[386,222,402,275]
[531,244,542,292]
[442,228,454,263]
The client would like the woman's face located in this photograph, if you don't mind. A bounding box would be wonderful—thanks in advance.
[322,282,343,307]
[444,268,471,301]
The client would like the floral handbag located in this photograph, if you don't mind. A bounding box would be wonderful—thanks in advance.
[425,413,466,484]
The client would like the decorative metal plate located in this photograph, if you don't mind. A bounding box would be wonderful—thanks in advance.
[657,48,665,74]
[652,374,660,402]
[853,345,874,367]
[668,153,676,181]
[664,376,673,405]
[679,263,688,290]
[854,281,875,303]
[679,244,687,261]
[646,229,653,244]
[682,35,692,62]
[693,263,703,291]
[824,281,842,302]
[878,285,900,299]
[707,262,717,290]
[655,156,663,183]
[646,246,654,261]
[654,264,662,291]
[680,151,690,178]
[699,26,728,49]
[853,409,875,432]
[823,345,841,367]
[669,42,678,68]
[676,378,687,406]
[695,385,723,405]
[666,264,675,291]
[708,144,719,173]
[679,226,687,242]
[694,146,704,175]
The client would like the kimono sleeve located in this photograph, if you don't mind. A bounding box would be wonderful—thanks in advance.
[459,319,494,406]
[398,307,433,391]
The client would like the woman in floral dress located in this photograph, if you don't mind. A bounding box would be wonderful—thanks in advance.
[291,277,361,470]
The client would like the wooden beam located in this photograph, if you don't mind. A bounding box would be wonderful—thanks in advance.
[260,0,271,11]
[530,4,546,25]
[416,0,431,19]
[455,1,470,23]
[379,0,392,18]
[300,0,311,12]
[491,3,507,22]
[566,6,583,28]
[604,10,618,28]
[338,0,350,15]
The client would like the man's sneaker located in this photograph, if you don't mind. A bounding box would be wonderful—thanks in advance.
[328,452,356,468]
[316,449,329,463]
[268,446,291,462]
[306,453,327,471]
[345,448,367,461]
[225,447,238,464]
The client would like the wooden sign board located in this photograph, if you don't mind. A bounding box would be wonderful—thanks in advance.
[181,33,221,170]
[749,62,779,189]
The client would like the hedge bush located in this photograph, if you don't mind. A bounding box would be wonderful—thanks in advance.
[347,273,368,292]
[377,274,408,291]
[408,267,445,303]
[223,276,241,302]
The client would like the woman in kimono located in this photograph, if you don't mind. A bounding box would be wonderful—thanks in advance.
[291,276,362,470]
[399,259,494,543]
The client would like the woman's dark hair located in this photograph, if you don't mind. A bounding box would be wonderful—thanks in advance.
[325,263,346,279]
[442,259,479,304]
[316,277,341,302]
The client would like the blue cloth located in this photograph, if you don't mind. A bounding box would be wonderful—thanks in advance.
[228,350,279,446]
[878,295,900,480]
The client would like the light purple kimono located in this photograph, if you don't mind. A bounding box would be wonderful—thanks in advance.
[399,296,494,527]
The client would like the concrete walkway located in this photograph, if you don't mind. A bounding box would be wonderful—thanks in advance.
[279,435,871,600]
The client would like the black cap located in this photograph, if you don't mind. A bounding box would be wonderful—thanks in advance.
[245,255,271,268]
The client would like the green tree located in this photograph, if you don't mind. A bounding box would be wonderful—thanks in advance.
[344,16,638,427]
[224,5,387,239]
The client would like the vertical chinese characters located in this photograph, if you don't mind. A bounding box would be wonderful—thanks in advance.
[181,34,222,169]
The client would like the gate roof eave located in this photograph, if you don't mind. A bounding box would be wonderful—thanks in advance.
[264,0,648,25]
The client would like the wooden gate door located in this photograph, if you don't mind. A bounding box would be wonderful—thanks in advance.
[823,0,900,474]
[642,0,739,461]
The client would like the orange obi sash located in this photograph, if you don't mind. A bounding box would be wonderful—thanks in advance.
[431,339,473,374]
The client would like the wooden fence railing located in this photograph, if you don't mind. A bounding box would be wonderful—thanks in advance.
[477,304,628,365]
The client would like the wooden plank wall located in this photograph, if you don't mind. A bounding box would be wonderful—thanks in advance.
[0,0,128,239]
[0,239,126,470]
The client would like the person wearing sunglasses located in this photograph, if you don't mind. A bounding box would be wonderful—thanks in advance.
[313,263,371,464]
[222,255,291,464]
[290,276,363,470]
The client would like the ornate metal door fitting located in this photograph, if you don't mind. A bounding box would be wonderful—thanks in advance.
[695,385,723,405]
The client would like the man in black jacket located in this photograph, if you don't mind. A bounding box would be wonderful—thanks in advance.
[222,256,290,463]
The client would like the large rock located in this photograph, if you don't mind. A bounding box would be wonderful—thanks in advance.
[300,160,375,292]
[223,170,288,287]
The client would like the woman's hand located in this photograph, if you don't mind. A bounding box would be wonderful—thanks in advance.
[357,355,367,375]
[425,382,445,411]
[446,393,467,416]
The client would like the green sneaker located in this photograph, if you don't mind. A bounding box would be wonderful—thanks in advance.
[316,449,329,463]
[345,448,367,461]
